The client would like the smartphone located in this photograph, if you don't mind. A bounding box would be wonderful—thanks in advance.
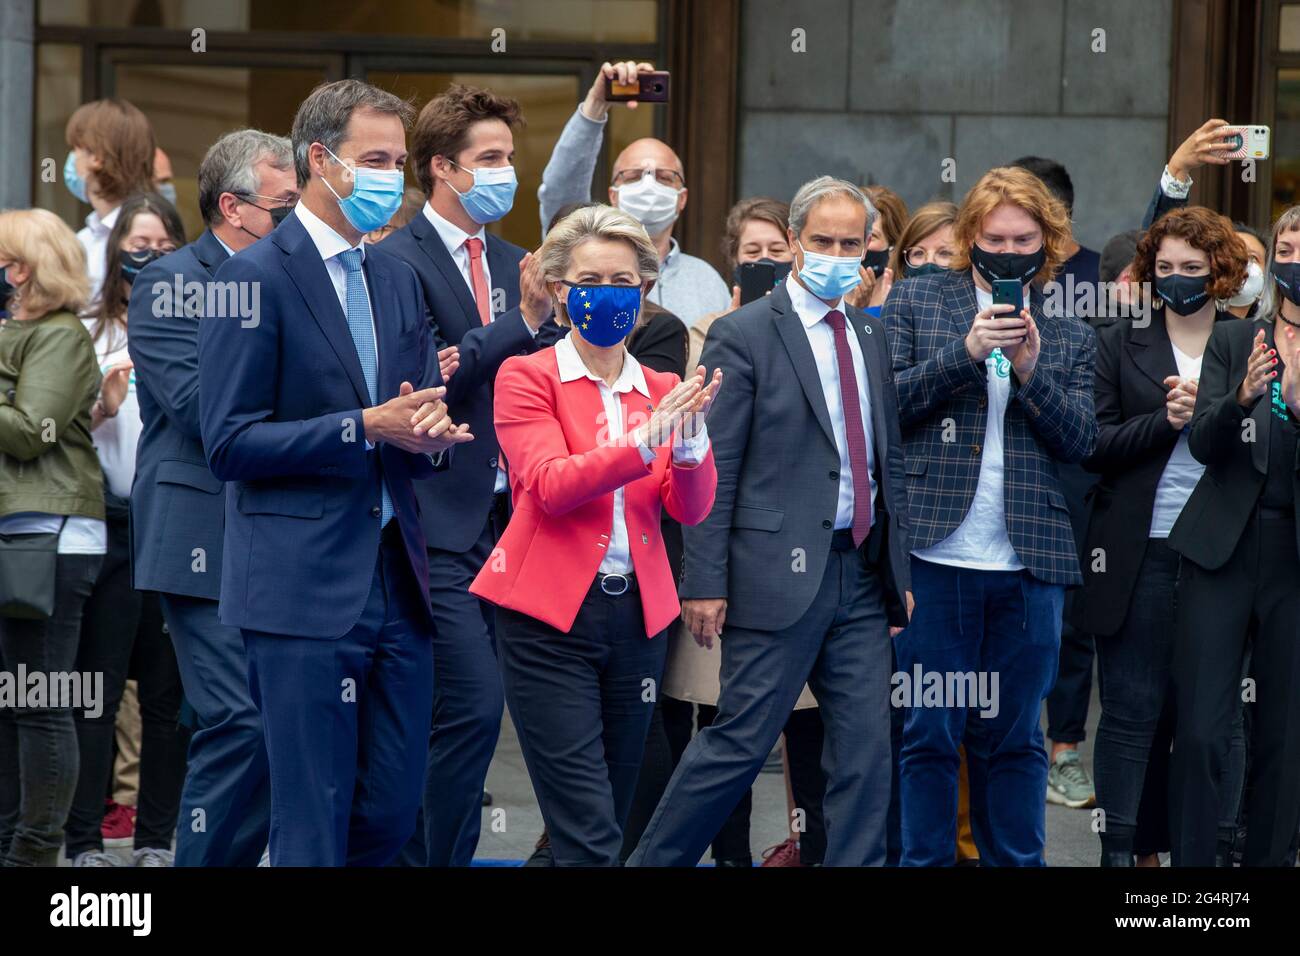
[1220,124,1271,161]
[606,70,670,103]
[991,279,1026,342]
[736,260,792,305]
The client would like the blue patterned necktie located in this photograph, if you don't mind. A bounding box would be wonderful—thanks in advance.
[337,247,392,526]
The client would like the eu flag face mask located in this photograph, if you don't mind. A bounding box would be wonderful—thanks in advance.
[320,144,404,234]
[450,162,517,224]
[796,242,863,300]
[563,281,642,347]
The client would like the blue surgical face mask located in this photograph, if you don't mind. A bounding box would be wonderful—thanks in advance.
[320,144,405,234]
[563,281,642,347]
[64,151,88,203]
[157,182,178,206]
[796,241,863,300]
[450,161,517,224]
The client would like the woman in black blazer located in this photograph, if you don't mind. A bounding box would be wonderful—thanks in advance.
[1074,207,1247,867]
[1165,203,1300,867]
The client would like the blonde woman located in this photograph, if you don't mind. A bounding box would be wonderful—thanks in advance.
[0,209,106,866]
[471,205,720,866]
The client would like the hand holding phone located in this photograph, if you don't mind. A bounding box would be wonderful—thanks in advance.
[582,61,658,120]
[605,69,670,103]
[966,284,1028,363]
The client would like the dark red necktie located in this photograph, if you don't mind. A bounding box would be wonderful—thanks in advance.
[823,309,873,546]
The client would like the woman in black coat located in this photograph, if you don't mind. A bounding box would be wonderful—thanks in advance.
[1165,203,1300,867]
[1073,206,1247,866]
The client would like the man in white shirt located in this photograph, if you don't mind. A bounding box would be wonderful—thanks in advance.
[629,177,914,868]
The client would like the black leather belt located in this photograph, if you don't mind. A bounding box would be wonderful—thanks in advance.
[594,572,638,596]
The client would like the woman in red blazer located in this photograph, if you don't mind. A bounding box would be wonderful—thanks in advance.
[470,204,720,866]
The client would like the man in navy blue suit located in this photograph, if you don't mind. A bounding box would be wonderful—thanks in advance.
[129,128,298,866]
[379,84,555,867]
[198,79,473,867]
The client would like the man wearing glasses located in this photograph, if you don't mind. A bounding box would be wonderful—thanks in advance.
[127,129,298,866]
[538,61,731,328]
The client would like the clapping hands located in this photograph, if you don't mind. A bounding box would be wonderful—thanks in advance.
[635,365,723,449]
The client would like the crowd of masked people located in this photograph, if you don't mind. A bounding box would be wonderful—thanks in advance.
[0,59,1297,869]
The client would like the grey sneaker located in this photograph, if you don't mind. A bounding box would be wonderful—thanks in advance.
[132,847,174,867]
[72,850,122,867]
[1047,749,1096,809]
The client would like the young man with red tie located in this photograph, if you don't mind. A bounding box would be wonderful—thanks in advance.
[379,85,556,866]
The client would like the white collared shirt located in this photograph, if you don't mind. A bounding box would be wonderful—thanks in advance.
[553,332,709,574]
[297,202,383,453]
[77,204,122,303]
[913,284,1023,570]
[423,201,494,309]
[784,274,877,530]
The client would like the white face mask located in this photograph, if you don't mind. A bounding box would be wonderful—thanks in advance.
[1227,259,1265,307]
[614,171,681,236]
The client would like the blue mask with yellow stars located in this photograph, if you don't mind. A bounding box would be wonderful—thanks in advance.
[563,281,642,347]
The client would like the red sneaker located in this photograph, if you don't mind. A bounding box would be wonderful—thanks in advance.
[101,800,137,846]
[759,837,802,867]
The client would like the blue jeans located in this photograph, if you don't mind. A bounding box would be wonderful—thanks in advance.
[895,557,1063,867]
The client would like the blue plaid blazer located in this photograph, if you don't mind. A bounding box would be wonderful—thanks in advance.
[880,269,1097,586]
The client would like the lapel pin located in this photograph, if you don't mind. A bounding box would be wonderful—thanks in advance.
[864,325,873,334]
[642,532,649,544]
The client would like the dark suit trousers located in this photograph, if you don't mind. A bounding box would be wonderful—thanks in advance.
[243,533,434,867]
[496,582,666,867]
[628,547,892,867]
[1171,514,1300,867]
[160,593,270,867]
[414,494,507,867]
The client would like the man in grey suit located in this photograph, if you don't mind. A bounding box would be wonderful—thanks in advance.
[627,176,913,867]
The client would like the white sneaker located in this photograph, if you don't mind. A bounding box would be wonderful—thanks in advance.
[132,847,175,867]
[257,847,270,867]
[73,850,122,867]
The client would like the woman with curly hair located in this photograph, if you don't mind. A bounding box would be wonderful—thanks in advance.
[1073,205,1248,866]
[1165,203,1300,866]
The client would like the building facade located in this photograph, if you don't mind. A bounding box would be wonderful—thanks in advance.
[1,0,1295,272]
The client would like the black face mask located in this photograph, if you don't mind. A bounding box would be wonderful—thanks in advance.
[1272,260,1300,307]
[119,248,165,283]
[1155,273,1210,316]
[904,261,948,279]
[0,266,14,313]
[970,244,1046,285]
[861,247,890,277]
[270,205,293,227]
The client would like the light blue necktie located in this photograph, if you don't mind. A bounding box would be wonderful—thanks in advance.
[338,248,393,526]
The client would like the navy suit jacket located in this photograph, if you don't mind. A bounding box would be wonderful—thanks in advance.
[197,210,443,638]
[379,212,559,553]
[128,229,230,599]
[881,269,1098,586]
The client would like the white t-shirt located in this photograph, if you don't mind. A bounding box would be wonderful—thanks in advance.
[1149,344,1206,538]
[82,318,141,500]
[912,286,1024,571]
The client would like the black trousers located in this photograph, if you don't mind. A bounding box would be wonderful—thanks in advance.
[497,578,667,866]
[65,512,187,856]
[1171,513,1300,866]
[0,553,101,866]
